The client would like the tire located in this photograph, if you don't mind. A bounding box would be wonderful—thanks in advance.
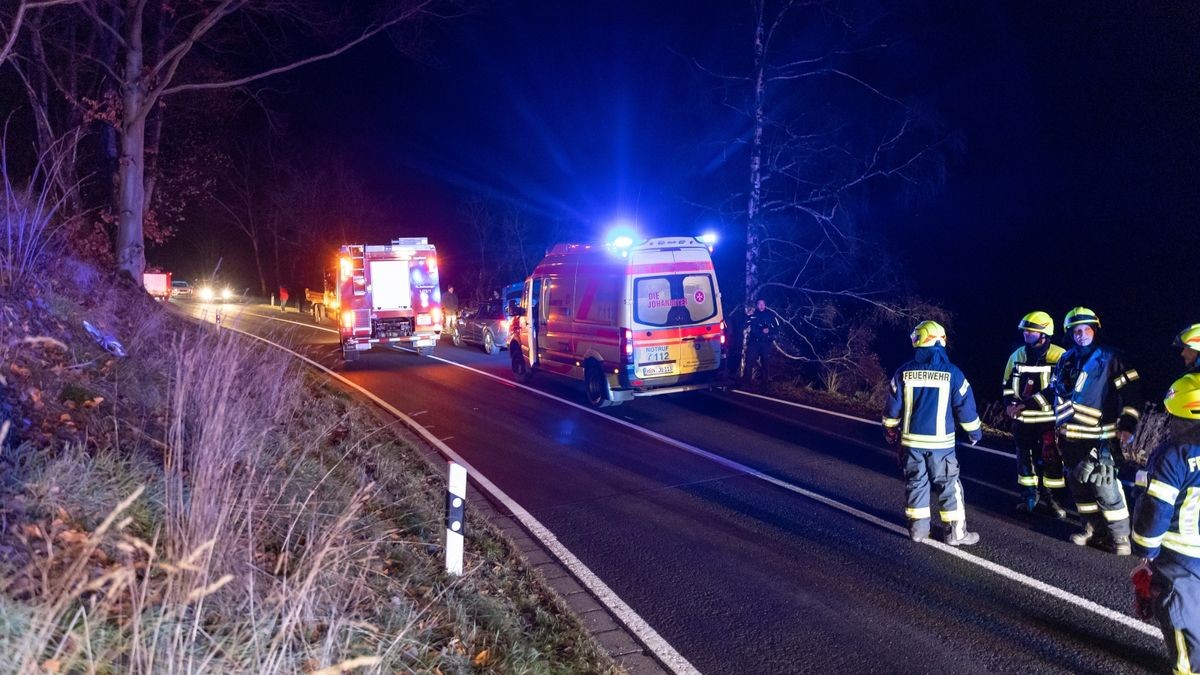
[417,346,434,356]
[584,364,616,408]
[511,348,533,383]
[482,330,498,355]
[451,329,462,347]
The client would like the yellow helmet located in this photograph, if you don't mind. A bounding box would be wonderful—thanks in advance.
[1174,324,1200,352]
[1164,373,1200,418]
[910,320,947,348]
[1017,311,1054,336]
[1063,307,1101,330]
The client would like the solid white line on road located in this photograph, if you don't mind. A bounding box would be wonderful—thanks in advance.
[410,410,427,417]
[420,352,1157,639]
[218,326,700,675]
[730,389,1020,460]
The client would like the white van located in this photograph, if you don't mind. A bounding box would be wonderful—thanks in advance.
[510,236,727,407]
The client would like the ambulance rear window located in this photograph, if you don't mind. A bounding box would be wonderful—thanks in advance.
[634,274,717,327]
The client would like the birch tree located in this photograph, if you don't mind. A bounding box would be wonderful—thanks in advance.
[713,0,957,380]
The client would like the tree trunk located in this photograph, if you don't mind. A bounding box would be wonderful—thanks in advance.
[741,0,767,378]
[115,0,146,283]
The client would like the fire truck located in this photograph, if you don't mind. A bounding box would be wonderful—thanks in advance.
[336,238,442,362]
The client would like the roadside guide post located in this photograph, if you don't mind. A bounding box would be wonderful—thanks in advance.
[446,462,466,576]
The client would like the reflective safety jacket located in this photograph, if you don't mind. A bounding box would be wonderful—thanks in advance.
[1132,421,1200,574]
[1002,340,1066,425]
[1053,343,1142,442]
[883,346,982,450]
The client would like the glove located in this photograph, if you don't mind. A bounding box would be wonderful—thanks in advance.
[1131,559,1154,620]
[1005,402,1025,419]
[1074,459,1097,485]
[884,427,900,447]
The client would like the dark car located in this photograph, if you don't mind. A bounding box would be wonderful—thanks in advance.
[453,301,515,355]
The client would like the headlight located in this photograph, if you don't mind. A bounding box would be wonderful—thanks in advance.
[222,287,234,300]
[198,287,214,302]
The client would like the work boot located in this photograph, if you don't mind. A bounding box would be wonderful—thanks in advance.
[909,519,930,543]
[945,521,980,546]
[1039,492,1067,520]
[1015,496,1038,515]
[1092,535,1133,556]
[1070,523,1095,546]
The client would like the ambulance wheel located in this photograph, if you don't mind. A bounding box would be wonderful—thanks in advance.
[482,330,498,355]
[511,349,533,383]
[585,364,617,408]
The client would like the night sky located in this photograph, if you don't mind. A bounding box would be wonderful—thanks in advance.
[203,1,1200,397]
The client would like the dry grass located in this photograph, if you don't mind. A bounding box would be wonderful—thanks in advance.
[0,277,617,674]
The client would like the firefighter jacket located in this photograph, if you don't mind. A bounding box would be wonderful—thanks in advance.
[1132,421,1200,574]
[1053,343,1142,443]
[883,346,982,450]
[1002,340,1066,426]
[747,309,780,345]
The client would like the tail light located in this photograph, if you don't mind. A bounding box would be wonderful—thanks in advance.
[416,313,433,326]
[431,307,442,324]
[620,328,634,365]
[342,310,355,330]
[720,320,727,346]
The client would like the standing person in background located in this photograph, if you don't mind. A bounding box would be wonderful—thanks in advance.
[278,285,289,312]
[1130,373,1200,675]
[745,299,779,386]
[443,285,459,336]
[1003,311,1068,518]
[1053,307,1142,555]
[883,321,984,546]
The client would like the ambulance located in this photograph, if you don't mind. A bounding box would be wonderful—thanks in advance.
[509,235,727,407]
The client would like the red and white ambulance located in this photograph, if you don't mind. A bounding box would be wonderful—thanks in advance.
[336,238,442,362]
[509,235,727,407]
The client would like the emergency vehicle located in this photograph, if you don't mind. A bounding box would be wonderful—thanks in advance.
[336,238,442,362]
[510,235,727,407]
[142,270,172,301]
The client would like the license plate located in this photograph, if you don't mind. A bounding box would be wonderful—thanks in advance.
[642,363,675,376]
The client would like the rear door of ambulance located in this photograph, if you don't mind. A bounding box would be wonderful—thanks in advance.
[628,245,723,383]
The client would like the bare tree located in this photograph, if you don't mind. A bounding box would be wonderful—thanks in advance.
[707,1,957,380]
[214,144,269,295]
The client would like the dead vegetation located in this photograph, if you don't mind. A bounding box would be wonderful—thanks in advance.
[0,262,617,673]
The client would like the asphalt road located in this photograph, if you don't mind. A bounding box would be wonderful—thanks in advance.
[180,300,1168,674]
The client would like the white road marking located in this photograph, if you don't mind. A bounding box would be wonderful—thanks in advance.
[731,389,1019,459]
[418,352,1157,639]
[216,325,700,675]
[410,410,427,417]
[440,436,455,442]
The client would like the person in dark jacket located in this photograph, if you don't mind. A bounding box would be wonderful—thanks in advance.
[1053,307,1142,555]
[883,321,983,546]
[745,299,780,385]
[443,286,459,335]
[1131,372,1200,674]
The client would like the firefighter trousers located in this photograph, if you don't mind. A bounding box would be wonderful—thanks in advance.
[1060,438,1131,538]
[746,340,772,383]
[1014,422,1065,496]
[902,447,965,524]
[1151,552,1200,675]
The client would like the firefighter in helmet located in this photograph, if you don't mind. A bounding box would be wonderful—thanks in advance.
[1053,307,1142,555]
[1175,324,1200,374]
[883,321,983,546]
[1130,373,1200,674]
[1002,311,1068,518]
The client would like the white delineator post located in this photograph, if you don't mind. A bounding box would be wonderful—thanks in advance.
[446,462,466,576]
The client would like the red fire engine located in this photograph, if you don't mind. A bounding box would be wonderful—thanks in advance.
[337,238,442,362]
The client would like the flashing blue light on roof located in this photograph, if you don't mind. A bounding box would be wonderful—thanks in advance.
[698,232,717,246]
[605,219,639,254]
[612,235,634,249]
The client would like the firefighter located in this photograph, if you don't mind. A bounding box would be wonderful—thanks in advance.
[883,321,983,545]
[1002,311,1068,518]
[1175,324,1200,374]
[745,299,779,385]
[1130,372,1200,675]
[1053,307,1142,555]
